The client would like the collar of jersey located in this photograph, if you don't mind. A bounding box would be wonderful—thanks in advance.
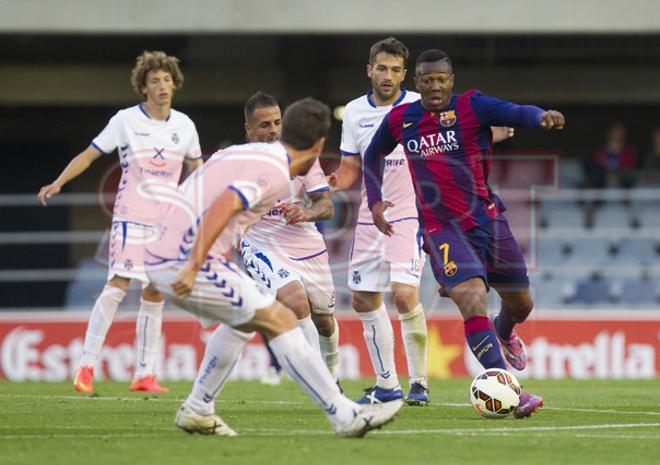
[139,103,171,122]
[366,89,407,109]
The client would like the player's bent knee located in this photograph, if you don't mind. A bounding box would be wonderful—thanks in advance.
[141,285,164,303]
[245,301,298,340]
[391,286,419,314]
[449,278,488,320]
[351,291,381,313]
[311,313,334,336]
[108,275,130,291]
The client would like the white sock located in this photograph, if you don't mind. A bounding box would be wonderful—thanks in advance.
[399,303,428,386]
[134,298,165,379]
[79,285,126,367]
[318,317,340,377]
[186,325,254,415]
[269,328,357,428]
[298,315,321,353]
[358,305,399,389]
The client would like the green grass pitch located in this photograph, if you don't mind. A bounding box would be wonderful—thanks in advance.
[1,379,659,465]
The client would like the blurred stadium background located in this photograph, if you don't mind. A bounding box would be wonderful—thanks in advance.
[0,0,658,382]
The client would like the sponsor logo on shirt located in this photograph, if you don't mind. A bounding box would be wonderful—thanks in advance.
[134,131,150,137]
[352,270,362,285]
[359,123,375,129]
[403,121,414,128]
[406,131,459,158]
[150,147,167,168]
[277,268,290,279]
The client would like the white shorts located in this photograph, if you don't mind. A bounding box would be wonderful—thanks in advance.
[348,218,425,292]
[145,254,276,328]
[108,220,157,283]
[240,239,336,315]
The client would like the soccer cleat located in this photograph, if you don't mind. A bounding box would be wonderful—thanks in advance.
[175,404,237,436]
[130,374,169,393]
[73,366,94,393]
[405,382,430,406]
[490,315,528,371]
[513,391,544,419]
[333,399,403,438]
[356,385,403,405]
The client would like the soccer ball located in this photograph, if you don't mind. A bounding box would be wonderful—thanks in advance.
[469,368,521,418]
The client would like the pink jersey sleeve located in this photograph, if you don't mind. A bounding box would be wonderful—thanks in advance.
[302,159,329,194]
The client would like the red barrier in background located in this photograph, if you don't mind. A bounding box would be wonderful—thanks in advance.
[0,312,657,381]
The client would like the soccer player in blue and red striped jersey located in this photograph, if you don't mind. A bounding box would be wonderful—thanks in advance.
[363,49,565,418]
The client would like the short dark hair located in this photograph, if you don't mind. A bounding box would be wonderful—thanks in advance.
[281,98,331,150]
[415,49,452,71]
[369,37,409,64]
[244,91,280,122]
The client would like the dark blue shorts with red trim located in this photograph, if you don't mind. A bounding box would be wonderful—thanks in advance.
[424,215,529,294]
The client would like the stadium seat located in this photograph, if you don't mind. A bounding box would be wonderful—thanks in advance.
[530,272,575,309]
[565,237,613,266]
[616,276,660,306]
[571,275,615,305]
[592,203,634,230]
[539,201,586,230]
[611,238,659,265]
[633,205,660,229]
[530,237,568,268]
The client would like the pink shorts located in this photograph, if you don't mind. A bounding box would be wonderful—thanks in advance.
[107,220,157,283]
[348,217,425,292]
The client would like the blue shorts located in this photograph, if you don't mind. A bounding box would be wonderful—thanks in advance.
[425,215,529,293]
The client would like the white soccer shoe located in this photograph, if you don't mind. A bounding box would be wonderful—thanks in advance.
[333,399,404,438]
[175,404,238,437]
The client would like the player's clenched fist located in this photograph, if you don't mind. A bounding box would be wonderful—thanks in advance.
[37,183,62,206]
[171,263,197,299]
[282,203,310,225]
[371,200,395,237]
[539,110,565,130]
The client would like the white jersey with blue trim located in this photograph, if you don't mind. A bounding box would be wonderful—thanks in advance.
[245,159,329,260]
[92,104,202,225]
[340,89,420,223]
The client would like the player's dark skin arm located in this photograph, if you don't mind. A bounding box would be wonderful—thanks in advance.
[282,191,334,225]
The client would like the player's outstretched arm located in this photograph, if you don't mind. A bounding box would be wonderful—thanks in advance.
[37,145,103,206]
[327,155,362,192]
[171,188,243,299]
[283,191,334,225]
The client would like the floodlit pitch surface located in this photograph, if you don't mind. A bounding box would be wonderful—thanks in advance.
[1,379,658,465]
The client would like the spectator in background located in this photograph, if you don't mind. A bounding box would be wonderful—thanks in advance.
[590,123,638,188]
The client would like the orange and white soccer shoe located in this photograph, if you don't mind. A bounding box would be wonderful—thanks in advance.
[130,374,169,393]
[73,366,94,393]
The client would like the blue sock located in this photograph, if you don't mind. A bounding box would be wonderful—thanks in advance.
[465,316,506,369]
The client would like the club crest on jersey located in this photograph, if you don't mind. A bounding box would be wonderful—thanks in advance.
[277,268,290,279]
[171,132,180,144]
[444,260,457,277]
[439,110,457,127]
[352,270,361,285]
